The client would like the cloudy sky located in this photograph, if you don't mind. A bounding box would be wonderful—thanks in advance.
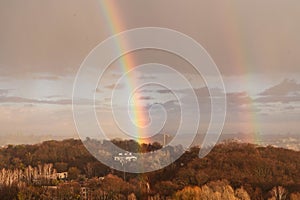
[0,0,300,145]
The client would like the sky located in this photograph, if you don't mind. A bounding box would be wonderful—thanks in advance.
[0,0,300,145]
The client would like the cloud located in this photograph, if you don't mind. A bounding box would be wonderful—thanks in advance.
[260,79,300,96]
[156,87,223,96]
[0,105,77,144]
[140,89,154,93]
[156,89,173,94]
[0,89,10,96]
[226,92,252,106]
[155,87,253,110]
[95,88,103,93]
[138,75,156,80]
[104,83,124,90]
[23,103,35,108]
[161,100,179,109]
[139,96,154,100]
[45,95,63,99]
[0,96,71,105]
[33,74,62,80]
[285,105,295,110]
[0,96,95,105]
[255,96,300,104]
[255,79,300,104]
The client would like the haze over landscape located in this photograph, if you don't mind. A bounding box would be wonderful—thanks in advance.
[0,0,300,146]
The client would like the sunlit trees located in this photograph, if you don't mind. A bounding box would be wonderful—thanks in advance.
[235,187,251,200]
[174,181,251,200]
[174,186,202,200]
[99,174,134,199]
[290,192,300,200]
[206,180,237,199]
[0,139,299,199]
[268,186,288,200]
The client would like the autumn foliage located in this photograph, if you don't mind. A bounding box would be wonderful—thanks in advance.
[0,139,299,199]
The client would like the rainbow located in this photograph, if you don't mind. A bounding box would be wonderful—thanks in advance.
[98,1,149,144]
[98,1,262,145]
[220,2,261,144]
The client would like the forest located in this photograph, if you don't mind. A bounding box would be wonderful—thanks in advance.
[0,138,299,200]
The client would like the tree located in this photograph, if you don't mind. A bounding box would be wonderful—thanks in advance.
[235,187,251,200]
[68,167,80,180]
[57,182,81,200]
[0,184,19,200]
[54,162,68,173]
[290,192,300,200]
[174,186,201,200]
[154,181,179,198]
[18,186,52,200]
[268,186,288,200]
[100,174,133,198]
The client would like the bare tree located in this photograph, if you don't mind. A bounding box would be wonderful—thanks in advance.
[269,186,288,200]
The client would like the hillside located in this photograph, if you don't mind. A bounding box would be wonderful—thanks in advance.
[0,139,299,199]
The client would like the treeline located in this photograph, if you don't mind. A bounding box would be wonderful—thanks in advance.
[149,142,300,199]
[0,139,299,199]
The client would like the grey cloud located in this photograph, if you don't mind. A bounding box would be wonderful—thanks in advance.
[285,105,295,110]
[0,96,71,105]
[96,88,103,93]
[255,79,300,104]
[23,104,35,107]
[139,96,154,100]
[0,89,10,96]
[194,87,224,98]
[104,83,124,90]
[161,100,179,109]
[0,96,94,105]
[156,87,223,97]
[156,89,173,94]
[33,74,62,80]
[156,87,252,109]
[255,96,300,104]
[143,100,179,112]
[260,79,300,96]
[45,95,63,99]
[138,75,156,80]
[103,97,111,102]
[140,89,154,93]
[226,92,252,106]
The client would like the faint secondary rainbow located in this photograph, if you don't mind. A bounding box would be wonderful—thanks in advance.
[221,2,261,144]
[98,0,149,144]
